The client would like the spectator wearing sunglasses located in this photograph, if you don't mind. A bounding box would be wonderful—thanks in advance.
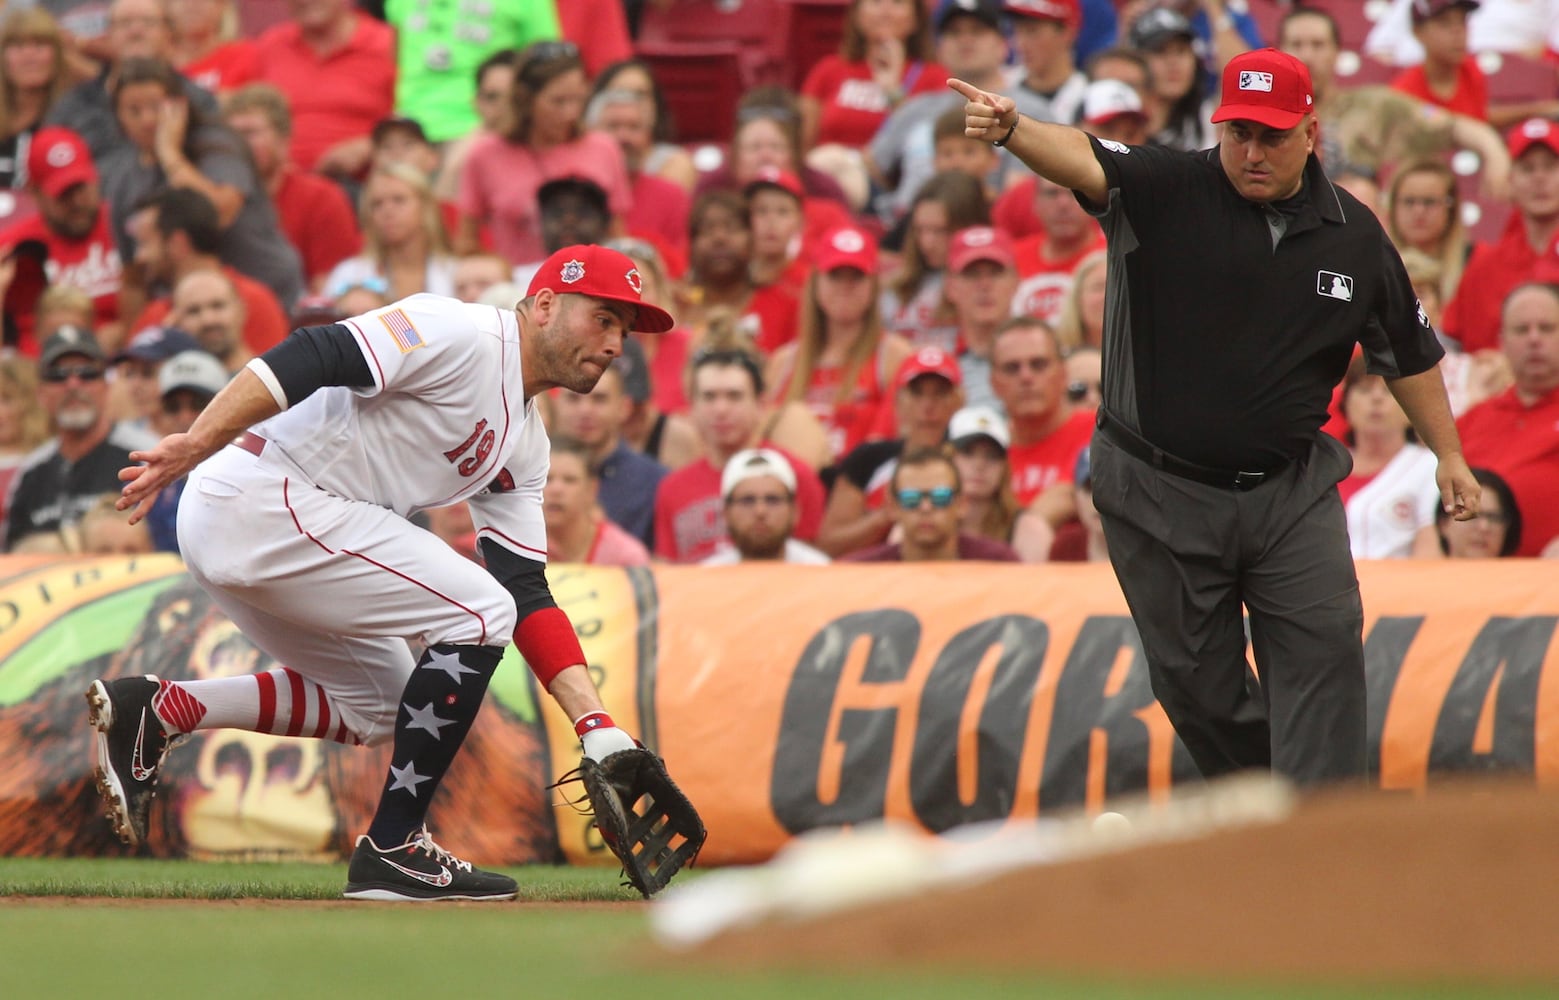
[2,324,157,551]
[703,448,830,565]
[842,445,1019,561]
[140,347,227,552]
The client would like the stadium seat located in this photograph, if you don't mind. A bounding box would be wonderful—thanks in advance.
[1479,51,1559,105]
[637,0,791,87]
[1333,50,1398,89]
[1300,0,1383,51]
[782,0,850,90]
[636,42,748,145]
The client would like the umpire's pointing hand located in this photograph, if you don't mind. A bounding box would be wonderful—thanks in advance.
[948,78,1017,142]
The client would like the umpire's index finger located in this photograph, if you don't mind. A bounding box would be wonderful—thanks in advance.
[947,77,985,103]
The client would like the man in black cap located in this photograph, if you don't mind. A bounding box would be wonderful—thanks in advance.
[111,324,203,432]
[3,325,157,550]
[513,176,613,287]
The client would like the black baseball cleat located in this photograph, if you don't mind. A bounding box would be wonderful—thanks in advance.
[342,827,517,902]
[86,674,184,848]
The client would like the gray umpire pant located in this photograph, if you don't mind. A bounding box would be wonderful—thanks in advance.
[1089,429,1367,786]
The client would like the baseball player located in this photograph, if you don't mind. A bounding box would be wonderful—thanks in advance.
[88,244,675,901]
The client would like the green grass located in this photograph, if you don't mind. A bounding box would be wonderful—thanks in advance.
[1,858,1551,1000]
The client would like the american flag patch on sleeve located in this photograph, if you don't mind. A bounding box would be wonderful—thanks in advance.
[380,308,424,353]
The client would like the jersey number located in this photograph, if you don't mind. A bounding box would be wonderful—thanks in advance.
[444,419,495,477]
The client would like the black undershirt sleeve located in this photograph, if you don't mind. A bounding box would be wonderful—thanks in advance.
[258,323,375,406]
[478,540,559,623]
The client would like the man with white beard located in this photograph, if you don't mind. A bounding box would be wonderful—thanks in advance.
[2,326,157,550]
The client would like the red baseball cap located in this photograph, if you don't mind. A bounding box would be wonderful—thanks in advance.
[1210,48,1315,131]
[895,345,963,389]
[1004,0,1079,26]
[947,225,1016,273]
[1508,118,1559,160]
[743,165,805,202]
[1411,0,1479,24]
[526,244,676,333]
[27,126,97,199]
[814,224,878,274]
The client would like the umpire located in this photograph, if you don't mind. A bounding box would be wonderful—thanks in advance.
[951,50,1480,785]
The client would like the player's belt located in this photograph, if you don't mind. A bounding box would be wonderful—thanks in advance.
[232,431,268,458]
[1095,410,1285,492]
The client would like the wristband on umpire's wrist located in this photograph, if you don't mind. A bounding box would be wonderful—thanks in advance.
[992,115,1019,148]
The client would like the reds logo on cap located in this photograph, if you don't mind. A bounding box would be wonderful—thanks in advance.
[962,227,995,246]
[831,228,866,253]
[1524,119,1553,139]
[625,268,642,294]
[1238,71,1274,93]
[560,259,585,283]
[46,142,75,167]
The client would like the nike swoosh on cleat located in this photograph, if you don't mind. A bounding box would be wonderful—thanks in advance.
[381,857,453,888]
[130,709,156,781]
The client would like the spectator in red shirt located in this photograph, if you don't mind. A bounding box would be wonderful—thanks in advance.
[223,83,361,295]
[989,315,1094,559]
[883,170,989,351]
[1011,174,1106,326]
[124,186,288,355]
[1390,0,1488,120]
[673,190,799,354]
[1455,282,1559,557]
[254,0,396,180]
[652,347,827,563]
[0,125,123,353]
[169,0,258,94]
[767,224,914,465]
[584,77,692,263]
[694,91,853,207]
[841,445,1020,562]
[801,0,948,210]
[587,60,696,193]
[1443,118,1559,353]
[743,167,809,302]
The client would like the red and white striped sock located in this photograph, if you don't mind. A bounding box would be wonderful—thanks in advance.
[153,669,361,745]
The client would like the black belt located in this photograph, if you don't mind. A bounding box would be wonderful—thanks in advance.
[1095,411,1284,492]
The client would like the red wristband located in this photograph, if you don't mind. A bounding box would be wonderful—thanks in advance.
[513,606,585,689]
[574,711,614,738]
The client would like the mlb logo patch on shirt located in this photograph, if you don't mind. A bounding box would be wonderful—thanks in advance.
[1317,270,1353,302]
[1239,71,1274,93]
[380,308,424,353]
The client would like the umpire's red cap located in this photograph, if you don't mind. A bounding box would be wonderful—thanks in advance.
[527,244,677,333]
[1210,49,1314,131]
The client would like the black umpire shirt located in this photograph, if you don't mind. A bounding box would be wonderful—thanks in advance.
[1081,135,1444,472]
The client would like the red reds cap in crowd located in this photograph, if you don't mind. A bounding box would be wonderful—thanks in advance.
[526,244,677,333]
[814,224,878,274]
[743,165,805,202]
[1003,0,1079,26]
[1410,0,1479,24]
[894,345,963,389]
[1210,48,1315,131]
[26,126,97,199]
[1507,118,1559,160]
[1082,79,1146,125]
[948,225,1016,273]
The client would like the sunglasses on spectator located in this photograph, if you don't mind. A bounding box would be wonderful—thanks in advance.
[43,365,104,383]
[728,493,790,509]
[1067,379,1099,402]
[897,486,958,509]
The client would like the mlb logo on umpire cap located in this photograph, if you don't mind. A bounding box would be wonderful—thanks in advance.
[1238,71,1273,93]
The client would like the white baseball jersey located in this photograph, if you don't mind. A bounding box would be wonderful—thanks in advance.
[1344,443,1440,559]
[257,293,550,562]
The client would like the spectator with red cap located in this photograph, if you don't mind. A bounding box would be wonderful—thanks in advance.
[744,167,812,301]
[1456,282,1559,557]
[950,48,1474,783]
[253,0,395,181]
[767,225,914,465]
[817,344,965,556]
[1443,119,1559,354]
[943,224,1021,413]
[1011,174,1106,325]
[1006,0,1088,123]
[0,125,123,353]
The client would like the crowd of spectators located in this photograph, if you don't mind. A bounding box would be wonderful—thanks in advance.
[0,0,1555,566]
